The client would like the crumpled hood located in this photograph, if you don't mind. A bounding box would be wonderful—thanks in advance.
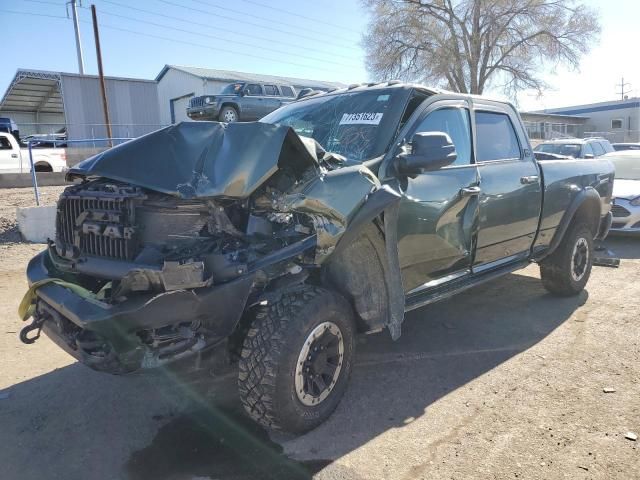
[67,122,318,199]
[612,178,640,200]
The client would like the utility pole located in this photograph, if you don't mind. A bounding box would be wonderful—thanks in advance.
[91,4,112,146]
[69,0,85,74]
[616,76,632,101]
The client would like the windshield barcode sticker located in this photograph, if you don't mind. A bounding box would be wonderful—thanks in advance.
[339,112,383,125]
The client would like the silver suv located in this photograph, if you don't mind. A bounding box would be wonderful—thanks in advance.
[534,137,615,159]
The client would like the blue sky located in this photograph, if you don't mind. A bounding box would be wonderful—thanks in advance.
[0,0,638,111]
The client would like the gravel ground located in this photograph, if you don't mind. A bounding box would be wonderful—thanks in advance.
[0,187,638,480]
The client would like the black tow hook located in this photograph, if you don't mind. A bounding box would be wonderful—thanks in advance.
[19,317,45,345]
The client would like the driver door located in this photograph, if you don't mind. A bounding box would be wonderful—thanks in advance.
[393,100,480,294]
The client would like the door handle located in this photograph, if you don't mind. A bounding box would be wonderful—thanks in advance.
[11,154,18,158]
[520,175,539,185]
[460,186,482,197]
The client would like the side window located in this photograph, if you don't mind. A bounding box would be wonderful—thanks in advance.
[582,142,594,157]
[0,137,12,150]
[591,141,605,156]
[245,84,262,96]
[475,111,521,162]
[264,85,278,96]
[413,107,472,166]
[280,86,294,97]
[600,141,614,153]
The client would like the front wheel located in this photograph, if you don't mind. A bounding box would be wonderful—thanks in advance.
[218,106,238,123]
[540,222,594,296]
[238,286,355,433]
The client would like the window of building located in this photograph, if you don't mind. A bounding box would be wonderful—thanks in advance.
[475,111,521,162]
[611,119,623,129]
[264,85,278,96]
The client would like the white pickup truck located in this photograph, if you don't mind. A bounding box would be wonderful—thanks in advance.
[0,132,68,173]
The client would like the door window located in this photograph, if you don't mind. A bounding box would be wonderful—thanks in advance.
[582,142,594,157]
[0,137,12,149]
[280,86,294,97]
[591,141,605,156]
[475,111,521,162]
[413,107,472,166]
[245,84,262,95]
[264,85,278,96]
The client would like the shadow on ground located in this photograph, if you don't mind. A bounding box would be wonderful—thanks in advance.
[0,271,587,480]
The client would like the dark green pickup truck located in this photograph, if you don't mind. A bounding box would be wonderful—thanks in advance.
[20,83,614,433]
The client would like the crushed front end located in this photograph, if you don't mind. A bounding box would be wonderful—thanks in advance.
[20,122,382,374]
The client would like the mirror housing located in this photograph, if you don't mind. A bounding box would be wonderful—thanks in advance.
[396,132,457,174]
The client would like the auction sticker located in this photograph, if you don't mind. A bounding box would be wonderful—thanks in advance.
[339,112,383,125]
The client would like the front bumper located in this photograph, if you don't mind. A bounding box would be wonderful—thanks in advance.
[186,105,219,120]
[609,199,640,235]
[24,250,255,373]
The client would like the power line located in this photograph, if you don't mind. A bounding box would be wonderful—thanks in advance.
[22,0,65,7]
[97,0,354,61]
[238,0,352,31]
[80,7,353,68]
[76,18,342,74]
[156,0,358,51]
[189,0,356,42]
[0,8,68,20]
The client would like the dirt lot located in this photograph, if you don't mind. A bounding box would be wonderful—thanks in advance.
[0,187,638,480]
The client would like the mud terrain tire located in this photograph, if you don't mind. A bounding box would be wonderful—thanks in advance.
[540,222,594,296]
[238,286,355,433]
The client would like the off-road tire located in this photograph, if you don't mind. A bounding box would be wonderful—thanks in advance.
[540,222,594,296]
[218,106,238,123]
[238,286,355,434]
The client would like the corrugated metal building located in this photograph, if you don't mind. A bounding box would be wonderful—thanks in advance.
[0,69,162,141]
[536,98,640,142]
[156,65,344,124]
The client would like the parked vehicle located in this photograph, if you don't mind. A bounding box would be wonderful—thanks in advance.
[20,83,614,433]
[534,137,615,159]
[0,132,67,173]
[186,82,297,122]
[0,117,20,142]
[606,150,640,233]
[612,142,640,151]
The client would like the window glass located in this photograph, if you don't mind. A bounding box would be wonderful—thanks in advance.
[475,111,521,161]
[264,85,278,96]
[535,143,581,158]
[591,141,605,156]
[582,142,594,157]
[0,137,11,150]
[245,84,262,95]
[413,107,472,166]
[280,86,294,97]
[600,140,614,153]
[611,119,623,129]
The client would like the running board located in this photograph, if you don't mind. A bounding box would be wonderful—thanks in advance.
[405,259,530,312]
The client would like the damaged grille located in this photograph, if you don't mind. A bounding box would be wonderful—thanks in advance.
[56,189,143,261]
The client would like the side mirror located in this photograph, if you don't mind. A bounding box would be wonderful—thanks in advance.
[584,153,594,159]
[396,132,457,174]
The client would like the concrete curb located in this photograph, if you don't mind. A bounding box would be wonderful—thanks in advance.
[16,206,56,243]
[0,173,69,189]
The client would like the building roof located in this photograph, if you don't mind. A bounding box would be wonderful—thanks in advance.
[520,111,589,122]
[535,97,640,116]
[156,64,344,90]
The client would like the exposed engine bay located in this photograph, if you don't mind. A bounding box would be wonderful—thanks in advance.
[21,121,400,373]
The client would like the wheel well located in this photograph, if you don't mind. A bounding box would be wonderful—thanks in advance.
[219,103,239,114]
[34,162,53,172]
[572,196,600,237]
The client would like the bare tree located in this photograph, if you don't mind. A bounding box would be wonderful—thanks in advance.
[362,0,600,96]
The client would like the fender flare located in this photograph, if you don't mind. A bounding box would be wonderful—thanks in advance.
[219,101,241,118]
[536,186,601,261]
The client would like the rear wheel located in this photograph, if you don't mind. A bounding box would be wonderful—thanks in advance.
[238,286,355,433]
[540,222,594,296]
[218,106,238,123]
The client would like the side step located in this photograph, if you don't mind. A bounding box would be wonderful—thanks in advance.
[405,259,529,312]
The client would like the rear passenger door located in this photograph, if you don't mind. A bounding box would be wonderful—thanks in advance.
[242,84,265,120]
[262,84,282,116]
[472,106,542,270]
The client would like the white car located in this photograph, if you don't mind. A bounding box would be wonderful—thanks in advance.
[609,150,640,234]
[0,132,68,173]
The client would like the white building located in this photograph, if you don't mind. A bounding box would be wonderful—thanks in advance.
[155,65,344,124]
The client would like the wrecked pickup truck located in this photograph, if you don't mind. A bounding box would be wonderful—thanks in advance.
[20,83,614,433]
